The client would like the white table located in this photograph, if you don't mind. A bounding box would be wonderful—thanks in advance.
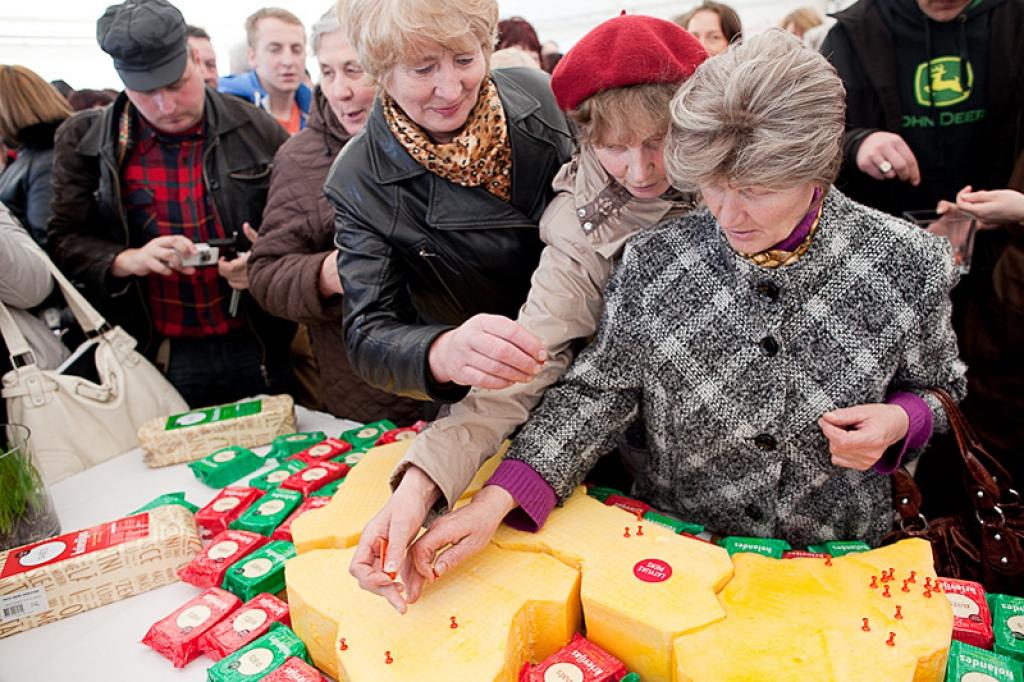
[0,406,359,682]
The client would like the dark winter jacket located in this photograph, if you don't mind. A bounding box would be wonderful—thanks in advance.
[249,87,425,423]
[822,0,1024,216]
[47,89,294,370]
[0,121,63,246]
[324,67,574,403]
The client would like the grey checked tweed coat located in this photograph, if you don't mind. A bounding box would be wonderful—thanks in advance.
[505,188,967,547]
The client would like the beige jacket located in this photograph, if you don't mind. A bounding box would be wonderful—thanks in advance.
[392,147,694,509]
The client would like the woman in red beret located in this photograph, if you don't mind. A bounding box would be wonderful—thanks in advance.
[349,13,709,613]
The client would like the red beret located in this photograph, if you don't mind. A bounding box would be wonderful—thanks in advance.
[551,14,709,112]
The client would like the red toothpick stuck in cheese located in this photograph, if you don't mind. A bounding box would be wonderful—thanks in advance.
[385,651,394,665]
[908,570,917,583]
[636,525,644,536]
[623,527,631,538]
[902,579,911,593]
[825,556,832,567]
[882,585,891,598]
[923,588,932,599]
[886,632,896,647]
[894,605,903,619]
[450,616,458,629]
[340,638,348,651]
[924,576,932,589]
[870,576,878,589]
[378,538,396,580]
[861,618,870,632]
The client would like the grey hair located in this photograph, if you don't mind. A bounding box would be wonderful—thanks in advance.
[310,6,343,57]
[665,29,846,192]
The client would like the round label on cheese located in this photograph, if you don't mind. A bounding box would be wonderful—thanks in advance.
[1007,615,1024,636]
[174,412,207,427]
[207,541,240,560]
[257,500,286,516]
[544,663,584,682]
[346,452,364,465]
[633,558,673,583]
[237,647,274,675]
[267,471,290,484]
[240,558,274,578]
[287,435,309,442]
[307,444,333,457]
[357,427,378,439]
[16,541,67,568]
[962,674,1000,682]
[948,594,980,619]
[212,450,237,463]
[395,430,417,441]
[302,467,328,482]
[232,608,268,634]
[212,497,241,512]
[176,604,211,630]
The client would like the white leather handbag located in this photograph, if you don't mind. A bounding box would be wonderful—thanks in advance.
[0,257,187,483]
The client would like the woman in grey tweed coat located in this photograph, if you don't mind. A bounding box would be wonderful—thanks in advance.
[406,31,967,578]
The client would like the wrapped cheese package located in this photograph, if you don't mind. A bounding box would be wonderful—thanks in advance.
[142,586,240,667]
[177,530,268,588]
[0,505,201,639]
[200,592,290,660]
[137,395,296,467]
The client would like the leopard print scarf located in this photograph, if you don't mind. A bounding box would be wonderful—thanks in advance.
[382,77,512,201]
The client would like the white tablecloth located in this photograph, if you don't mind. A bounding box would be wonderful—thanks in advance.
[0,406,359,682]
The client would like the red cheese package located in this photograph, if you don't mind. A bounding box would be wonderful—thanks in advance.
[262,657,324,681]
[288,437,351,464]
[375,426,420,445]
[177,530,268,588]
[271,496,332,542]
[141,587,240,667]
[280,460,349,495]
[195,487,263,540]
[939,577,995,649]
[520,633,628,682]
[604,495,651,519]
[199,592,290,660]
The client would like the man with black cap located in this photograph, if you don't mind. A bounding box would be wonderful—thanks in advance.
[48,0,295,408]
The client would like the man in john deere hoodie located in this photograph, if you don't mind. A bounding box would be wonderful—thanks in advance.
[219,8,312,135]
[822,0,1024,217]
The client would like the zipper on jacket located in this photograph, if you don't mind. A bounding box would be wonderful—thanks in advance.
[418,245,466,316]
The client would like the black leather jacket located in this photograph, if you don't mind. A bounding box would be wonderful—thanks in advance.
[48,88,295,368]
[0,121,61,246]
[325,67,574,403]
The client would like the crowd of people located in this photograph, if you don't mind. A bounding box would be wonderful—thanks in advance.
[1,0,1022,610]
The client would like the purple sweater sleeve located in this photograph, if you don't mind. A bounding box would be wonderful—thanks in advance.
[873,392,934,474]
[486,459,557,531]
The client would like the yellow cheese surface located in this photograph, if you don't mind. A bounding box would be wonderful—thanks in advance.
[286,545,580,681]
[291,440,503,554]
[673,539,953,682]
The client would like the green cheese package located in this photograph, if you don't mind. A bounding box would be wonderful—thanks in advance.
[130,491,199,515]
[206,622,309,682]
[309,477,345,498]
[945,640,1023,682]
[586,486,623,503]
[137,395,296,467]
[248,459,307,492]
[189,447,264,488]
[229,488,302,536]
[265,432,327,461]
[806,540,871,556]
[339,419,396,450]
[992,593,1024,662]
[222,540,296,602]
[719,536,791,558]
[643,511,704,535]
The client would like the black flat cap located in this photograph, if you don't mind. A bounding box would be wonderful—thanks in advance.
[97,0,189,91]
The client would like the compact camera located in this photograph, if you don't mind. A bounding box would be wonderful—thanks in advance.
[181,243,219,267]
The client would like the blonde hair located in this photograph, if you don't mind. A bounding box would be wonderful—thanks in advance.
[569,83,678,147]
[337,0,498,81]
[245,7,305,49]
[780,7,824,34]
[665,30,845,192]
[0,65,72,145]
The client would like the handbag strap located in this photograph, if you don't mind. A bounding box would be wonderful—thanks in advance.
[42,256,109,334]
[0,298,37,367]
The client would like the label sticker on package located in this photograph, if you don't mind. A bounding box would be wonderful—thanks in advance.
[1,587,49,622]
[633,559,673,583]
[166,400,262,431]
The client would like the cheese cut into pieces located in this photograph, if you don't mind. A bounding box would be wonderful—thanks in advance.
[286,544,581,682]
[0,505,201,638]
[290,440,504,554]
[492,489,734,682]
[673,539,953,682]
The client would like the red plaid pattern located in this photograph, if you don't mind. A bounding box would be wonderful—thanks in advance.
[121,113,241,338]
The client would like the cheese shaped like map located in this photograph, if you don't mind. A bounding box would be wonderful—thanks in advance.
[285,441,954,682]
[290,441,503,553]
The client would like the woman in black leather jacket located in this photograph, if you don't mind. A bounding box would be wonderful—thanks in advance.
[0,65,72,246]
[327,0,574,403]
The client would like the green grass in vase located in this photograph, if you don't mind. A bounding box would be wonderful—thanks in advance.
[0,437,46,537]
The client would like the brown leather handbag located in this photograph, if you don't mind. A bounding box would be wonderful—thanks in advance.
[883,388,1024,594]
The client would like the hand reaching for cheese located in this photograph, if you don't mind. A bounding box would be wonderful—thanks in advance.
[405,485,519,602]
[349,466,441,614]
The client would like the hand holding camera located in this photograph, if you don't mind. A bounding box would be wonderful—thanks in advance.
[110,235,199,278]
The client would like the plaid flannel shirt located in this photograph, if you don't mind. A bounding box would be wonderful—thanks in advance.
[121,112,241,338]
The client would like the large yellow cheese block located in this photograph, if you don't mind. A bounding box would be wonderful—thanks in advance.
[673,539,953,681]
[493,490,734,682]
[290,440,503,553]
[0,505,201,638]
[286,544,581,681]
